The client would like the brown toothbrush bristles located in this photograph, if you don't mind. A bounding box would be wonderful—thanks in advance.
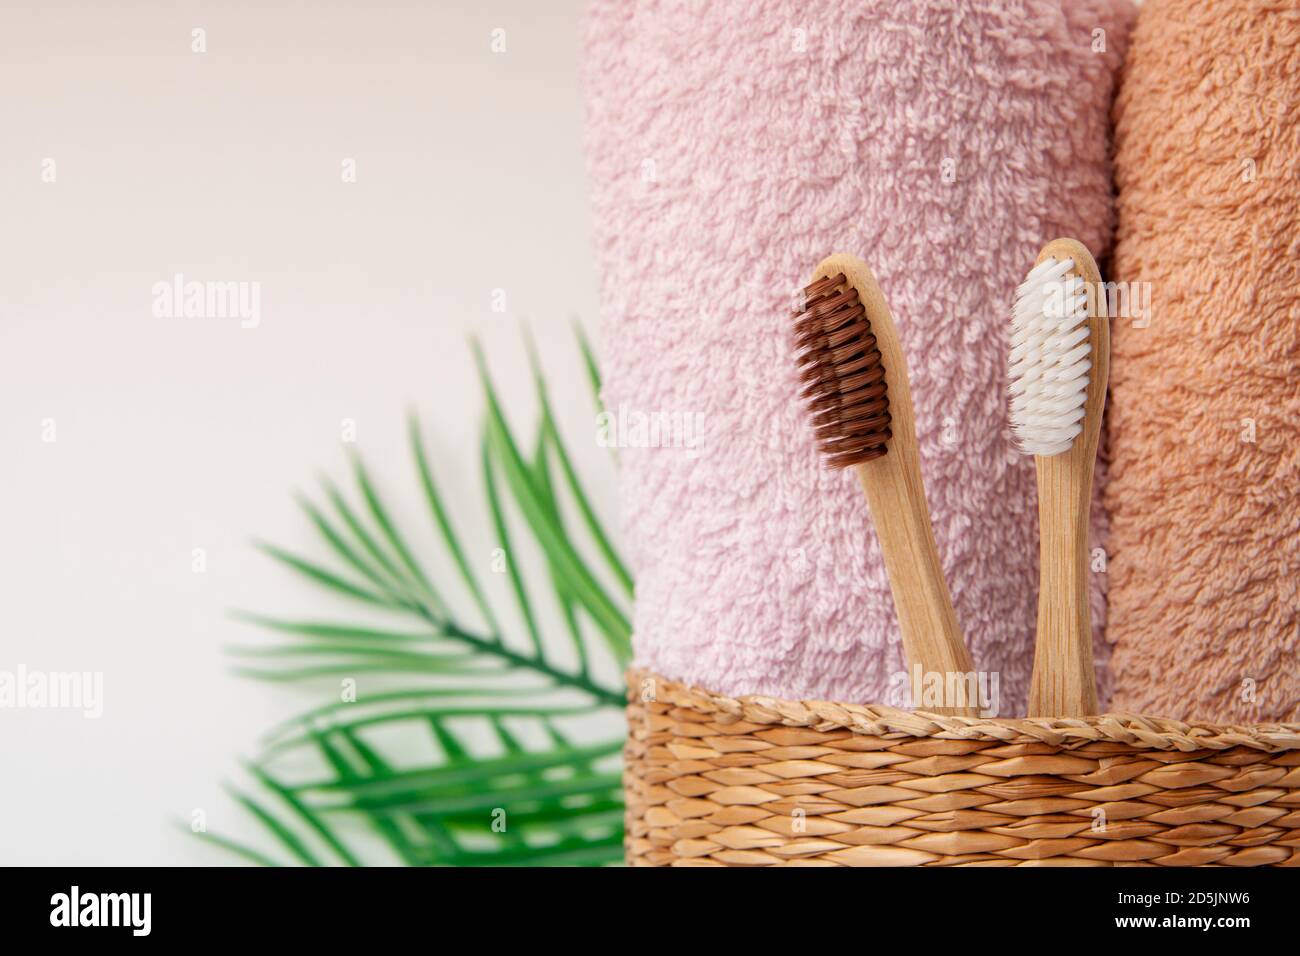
[794,274,893,467]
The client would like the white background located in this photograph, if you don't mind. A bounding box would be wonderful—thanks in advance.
[0,1,615,864]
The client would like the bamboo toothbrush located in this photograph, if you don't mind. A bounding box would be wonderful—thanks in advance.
[793,254,976,717]
[1008,238,1109,717]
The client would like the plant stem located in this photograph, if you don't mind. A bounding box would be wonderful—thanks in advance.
[412,607,624,709]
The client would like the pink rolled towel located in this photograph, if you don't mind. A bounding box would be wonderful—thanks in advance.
[583,0,1134,713]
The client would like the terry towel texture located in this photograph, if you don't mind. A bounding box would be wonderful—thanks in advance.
[583,0,1134,711]
[1107,0,1300,723]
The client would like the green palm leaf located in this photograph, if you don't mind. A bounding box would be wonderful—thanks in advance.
[200,329,631,866]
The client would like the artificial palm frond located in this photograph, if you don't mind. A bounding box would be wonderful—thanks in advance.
[194,329,632,866]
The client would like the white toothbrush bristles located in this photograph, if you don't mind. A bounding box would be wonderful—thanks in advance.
[1008,256,1091,457]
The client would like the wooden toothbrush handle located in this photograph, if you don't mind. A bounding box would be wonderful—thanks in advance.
[856,459,977,716]
[1027,454,1098,717]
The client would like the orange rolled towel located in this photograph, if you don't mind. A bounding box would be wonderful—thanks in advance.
[1107,0,1300,722]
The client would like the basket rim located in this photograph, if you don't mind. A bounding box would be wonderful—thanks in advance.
[627,669,1300,753]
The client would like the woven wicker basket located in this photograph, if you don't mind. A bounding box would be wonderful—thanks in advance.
[624,670,1300,866]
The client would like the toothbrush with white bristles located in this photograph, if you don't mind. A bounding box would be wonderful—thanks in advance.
[1009,238,1109,717]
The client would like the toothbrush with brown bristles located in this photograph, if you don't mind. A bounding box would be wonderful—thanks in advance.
[1008,238,1108,718]
[793,253,976,717]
